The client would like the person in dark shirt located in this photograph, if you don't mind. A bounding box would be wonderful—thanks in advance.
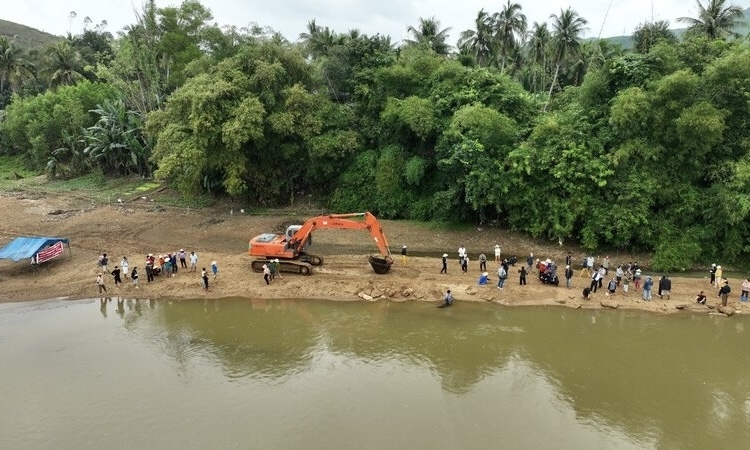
[718,281,731,307]
[111,266,122,287]
[440,253,448,274]
[695,291,707,305]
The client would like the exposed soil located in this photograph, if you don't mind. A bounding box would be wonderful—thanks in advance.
[0,190,744,315]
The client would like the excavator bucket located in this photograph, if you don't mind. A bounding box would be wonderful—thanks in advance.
[369,255,391,274]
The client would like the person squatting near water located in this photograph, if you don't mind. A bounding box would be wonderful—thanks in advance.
[438,289,454,308]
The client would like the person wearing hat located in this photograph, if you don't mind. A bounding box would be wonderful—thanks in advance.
[564,264,574,289]
[709,263,717,286]
[715,265,723,287]
[268,259,277,281]
[478,271,489,286]
[440,253,448,274]
[96,272,107,295]
[262,264,271,285]
[401,245,408,266]
[273,259,283,280]
[718,280,731,306]
[494,244,501,263]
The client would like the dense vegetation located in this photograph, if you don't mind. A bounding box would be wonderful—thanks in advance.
[1,0,749,270]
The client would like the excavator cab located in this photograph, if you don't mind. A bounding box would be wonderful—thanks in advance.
[284,225,311,251]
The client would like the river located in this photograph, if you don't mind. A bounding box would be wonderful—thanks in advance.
[0,298,748,449]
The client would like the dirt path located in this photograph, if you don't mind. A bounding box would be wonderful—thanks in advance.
[0,191,743,315]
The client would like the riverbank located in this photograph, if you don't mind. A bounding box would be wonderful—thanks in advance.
[0,190,745,315]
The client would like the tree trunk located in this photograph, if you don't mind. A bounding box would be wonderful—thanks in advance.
[544,63,561,112]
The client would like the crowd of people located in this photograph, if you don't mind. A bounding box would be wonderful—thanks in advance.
[95,250,216,294]
[438,247,749,309]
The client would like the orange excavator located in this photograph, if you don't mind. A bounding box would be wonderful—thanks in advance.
[248,212,393,275]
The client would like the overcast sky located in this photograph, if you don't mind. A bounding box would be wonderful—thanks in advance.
[5,0,750,44]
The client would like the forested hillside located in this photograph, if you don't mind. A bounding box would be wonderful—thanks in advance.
[0,19,62,49]
[1,0,749,270]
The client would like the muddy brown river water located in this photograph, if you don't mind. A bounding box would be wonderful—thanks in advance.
[0,298,748,449]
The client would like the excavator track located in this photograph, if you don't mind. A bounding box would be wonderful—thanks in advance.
[299,254,323,266]
[251,259,313,275]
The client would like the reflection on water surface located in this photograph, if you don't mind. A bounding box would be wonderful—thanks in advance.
[0,298,748,449]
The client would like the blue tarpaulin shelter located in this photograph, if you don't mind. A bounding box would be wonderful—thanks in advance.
[0,237,70,262]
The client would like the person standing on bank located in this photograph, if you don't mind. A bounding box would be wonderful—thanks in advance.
[96,273,107,295]
[111,266,122,287]
[263,264,271,285]
[440,253,448,274]
[709,263,717,286]
[659,275,672,300]
[519,266,527,285]
[201,268,209,291]
[401,245,408,266]
[718,280,731,307]
[565,265,574,289]
[121,256,129,279]
[497,265,507,289]
[478,253,487,272]
[131,267,139,288]
[494,244,501,262]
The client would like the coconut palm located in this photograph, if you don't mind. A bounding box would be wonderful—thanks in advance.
[547,7,588,107]
[524,22,551,93]
[0,36,35,98]
[677,0,745,39]
[44,40,85,90]
[405,17,452,55]
[492,1,527,73]
[458,9,494,67]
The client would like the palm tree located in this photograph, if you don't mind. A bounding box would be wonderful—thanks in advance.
[45,40,85,90]
[492,1,527,73]
[458,9,494,67]
[0,36,35,98]
[547,7,588,108]
[525,22,551,92]
[299,20,344,58]
[404,17,452,55]
[677,0,745,39]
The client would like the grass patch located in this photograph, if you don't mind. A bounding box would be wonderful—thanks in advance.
[0,155,39,187]
[159,194,214,208]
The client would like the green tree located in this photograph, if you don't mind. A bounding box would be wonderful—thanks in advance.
[632,20,677,54]
[492,1,527,73]
[458,9,494,67]
[547,7,588,108]
[678,0,745,39]
[83,100,151,176]
[0,37,35,106]
[404,17,452,56]
[44,41,85,90]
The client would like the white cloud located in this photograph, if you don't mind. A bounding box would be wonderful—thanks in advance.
[4,0,750,44]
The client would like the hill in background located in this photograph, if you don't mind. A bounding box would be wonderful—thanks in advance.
[0,19,62,49]
[603,7,750,49]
